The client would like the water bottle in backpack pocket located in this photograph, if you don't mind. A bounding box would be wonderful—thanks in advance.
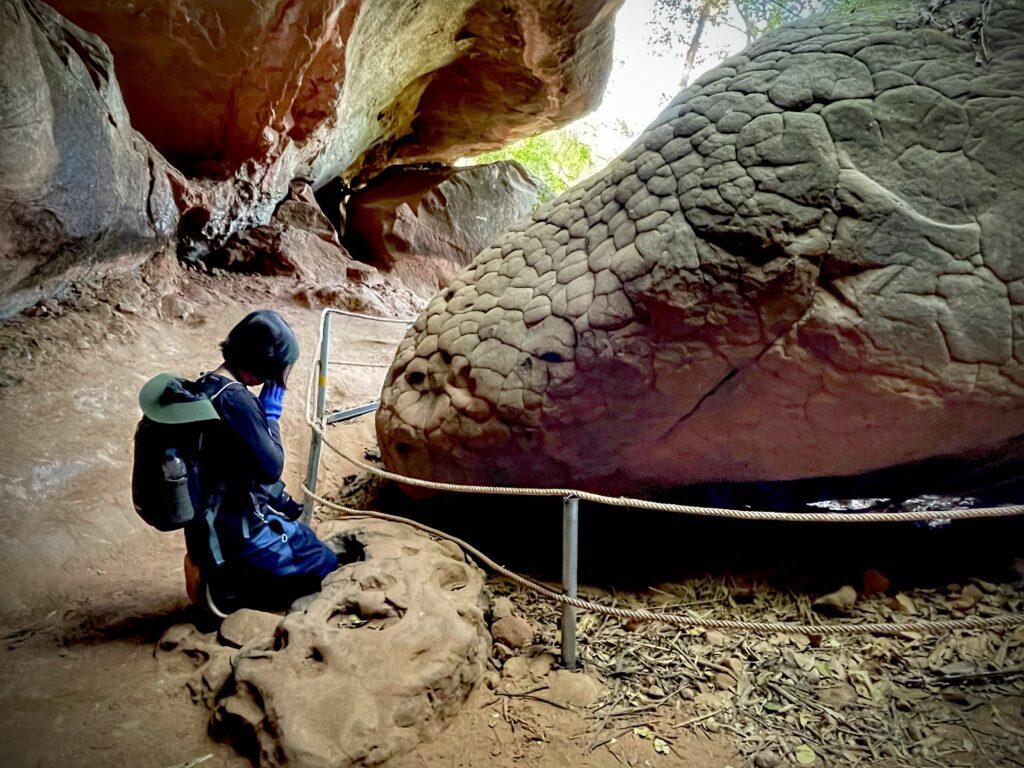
[132,419,205,530]
[161,448,195,527]
[132,373,234,532]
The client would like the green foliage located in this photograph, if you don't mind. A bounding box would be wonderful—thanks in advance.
[649,0,902,89]
[471,130,595,205]
[734,0,850,39]
[736,0,912,38]
[651,0,871,48]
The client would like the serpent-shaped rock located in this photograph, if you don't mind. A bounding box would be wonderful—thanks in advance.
[377,0,1024,496]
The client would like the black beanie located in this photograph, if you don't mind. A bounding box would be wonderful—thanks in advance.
[220,310,300,384]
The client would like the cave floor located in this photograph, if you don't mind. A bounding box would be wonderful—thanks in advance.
[0,262,1022,768]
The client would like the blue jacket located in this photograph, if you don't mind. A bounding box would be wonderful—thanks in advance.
[182,373,336,580]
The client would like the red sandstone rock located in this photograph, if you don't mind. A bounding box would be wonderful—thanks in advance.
[209,180,357,283]
[159,519,490,768]
[345,162,538,298]
[490,615,534,649]
[5,0,621,308]
[0,0,176,318]
[48,0,620,250]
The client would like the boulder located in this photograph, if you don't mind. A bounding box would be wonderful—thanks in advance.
[345,162,539,298]
[160,519,489,768]
[0,0,174,317]
[376,1,1024,498]
[48,0,619,250]
[209,180,358,283]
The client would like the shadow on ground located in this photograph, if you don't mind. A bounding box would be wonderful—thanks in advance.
[370,480,1024,595]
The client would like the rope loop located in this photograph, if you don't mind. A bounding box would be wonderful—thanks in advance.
[302,309,1024,637]
[304,485,1024,637]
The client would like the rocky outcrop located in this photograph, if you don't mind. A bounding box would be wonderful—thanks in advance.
[158,520,489,768]
[209,180,356,282]
[376,1,1024,497]
[0,0,175,318]
[48,0,622,251]
[209,178,430,318]
[2,0,618,312]
[345,162,539,298]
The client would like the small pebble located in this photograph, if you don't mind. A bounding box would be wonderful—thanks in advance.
[501,656,530,679]
[812,585,857,614]
[754,751,779,768]
[491,596,514,620]
[951,584,983,611]
[713,672,736,691]
[492,642,513,661]
[491,615,533,648]
[862,569,890,596]
[528,652,555,677]
[705,629,727,647]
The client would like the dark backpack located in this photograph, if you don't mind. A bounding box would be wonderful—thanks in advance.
[131,373,236,531]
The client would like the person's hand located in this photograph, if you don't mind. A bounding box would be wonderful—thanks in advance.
[259,380,286,421]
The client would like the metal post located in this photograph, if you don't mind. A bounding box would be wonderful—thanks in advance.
[302,312,332,522]
[561,494,579,669]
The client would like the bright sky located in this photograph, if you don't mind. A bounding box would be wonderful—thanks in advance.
[571,0,749,164]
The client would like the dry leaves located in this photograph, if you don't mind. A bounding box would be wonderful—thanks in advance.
[488,572,1024,767]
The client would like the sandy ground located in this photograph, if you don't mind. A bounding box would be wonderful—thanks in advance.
[0,259,411,767]
[1,257,1022,768]
[0,259,736,768]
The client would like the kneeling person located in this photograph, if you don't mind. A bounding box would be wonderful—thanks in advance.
[176,310,338,615]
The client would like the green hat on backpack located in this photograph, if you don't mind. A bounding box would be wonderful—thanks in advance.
[139,373,221,424]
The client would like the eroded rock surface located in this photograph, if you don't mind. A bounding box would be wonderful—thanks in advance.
[0,0,175,317]
[209,180,357,282]
[47,0,619,250]
[158,520,489,768]
[377,1,1024,495]
[345,162,539,298]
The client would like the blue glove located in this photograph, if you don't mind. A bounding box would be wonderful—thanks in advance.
[259,381,286,421]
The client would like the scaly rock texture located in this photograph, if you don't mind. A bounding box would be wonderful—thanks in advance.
[0,0,176,318]
[158,520,489,768]
[377,1,1024,496]
[48,0,621,249]
[344,162,539,298]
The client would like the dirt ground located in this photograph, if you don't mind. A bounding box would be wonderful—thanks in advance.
[1,258,1022,768]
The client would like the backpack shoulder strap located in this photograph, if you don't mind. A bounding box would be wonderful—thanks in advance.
[209,380,241,401]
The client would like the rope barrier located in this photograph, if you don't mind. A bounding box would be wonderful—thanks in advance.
[311,421,1024,524]
[302,308,1024,637]
[302,484,1024,636]
[303,312,1024,524]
